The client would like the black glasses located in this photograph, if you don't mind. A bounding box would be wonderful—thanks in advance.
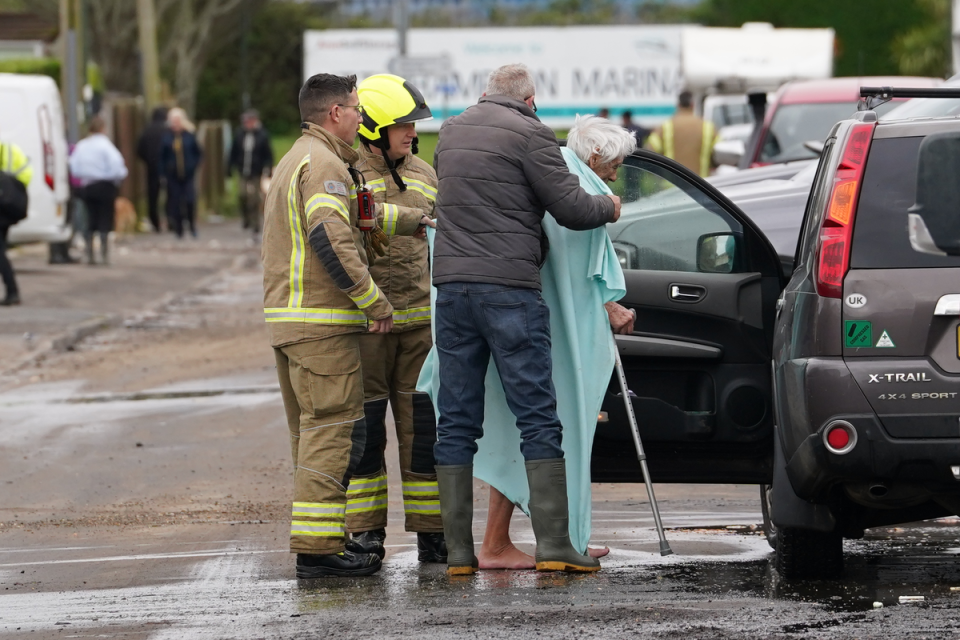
[525,97,538,113]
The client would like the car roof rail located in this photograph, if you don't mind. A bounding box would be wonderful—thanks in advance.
[859,86,960,111]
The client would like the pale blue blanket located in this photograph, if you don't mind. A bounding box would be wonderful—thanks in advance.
[417,146,626,552]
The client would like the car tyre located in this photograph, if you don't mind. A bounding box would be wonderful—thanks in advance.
[759,483,778,550]
[775,526,843,579]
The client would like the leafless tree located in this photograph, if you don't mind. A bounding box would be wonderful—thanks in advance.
[87,0,140,95]
[157,0,248,117]
[81,0,248,116]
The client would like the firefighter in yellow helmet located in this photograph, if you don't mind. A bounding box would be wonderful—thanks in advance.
[343,74,446,563]
[645,90,719,178]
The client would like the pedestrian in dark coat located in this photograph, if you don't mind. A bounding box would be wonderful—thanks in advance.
[137,106,168,232]
[159,108,202,238]
[430,63,619,576]
[228,109,273,236]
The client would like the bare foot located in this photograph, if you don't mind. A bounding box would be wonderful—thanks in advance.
[587,546,610,558]
[478,542,536,570]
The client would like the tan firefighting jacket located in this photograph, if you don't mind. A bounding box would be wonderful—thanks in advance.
[354,145,437,332]
[262,124,393,347]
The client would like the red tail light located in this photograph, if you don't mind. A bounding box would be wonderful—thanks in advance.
[815,122,874,298]
[43,140,54,189]
[37,106,55,190]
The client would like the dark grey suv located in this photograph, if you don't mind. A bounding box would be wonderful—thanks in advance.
[588,88,960,580]
[771,96,960,578]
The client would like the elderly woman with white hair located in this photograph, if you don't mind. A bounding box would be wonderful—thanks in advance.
[421,114,639,569]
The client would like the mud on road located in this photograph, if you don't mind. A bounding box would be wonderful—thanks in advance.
[3,235,960,638]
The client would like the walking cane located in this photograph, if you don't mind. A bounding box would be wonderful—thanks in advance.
[612,316,674,556]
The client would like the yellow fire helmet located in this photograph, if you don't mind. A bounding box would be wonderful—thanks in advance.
[357,74,432,158]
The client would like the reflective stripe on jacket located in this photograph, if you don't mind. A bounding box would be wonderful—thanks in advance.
[646,112,718,178]
[261,124,393,347]
[0,143,32,186]
[354,145,437,331]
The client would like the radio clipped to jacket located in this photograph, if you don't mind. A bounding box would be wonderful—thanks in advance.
[349,168,388,262]
[356,186,376,230]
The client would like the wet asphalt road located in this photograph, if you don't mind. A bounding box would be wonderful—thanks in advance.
[3,230,960,638]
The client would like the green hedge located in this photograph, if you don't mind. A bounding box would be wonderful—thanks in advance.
[0,57,60,84]
[0,59,104,92]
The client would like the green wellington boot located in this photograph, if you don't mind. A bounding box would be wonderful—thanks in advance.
[526,458,600,573]
[435,464,478,575]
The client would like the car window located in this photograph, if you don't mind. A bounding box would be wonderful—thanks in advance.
[713,102,754,128]
[607,157,744,273]
[761,103,858,163]
[851,136,960,269]
[761,102,904,164]
[882,97,960,121]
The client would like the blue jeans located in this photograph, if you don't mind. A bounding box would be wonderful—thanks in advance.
[433,282,564,466]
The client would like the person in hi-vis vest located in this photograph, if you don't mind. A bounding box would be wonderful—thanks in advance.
[645,90,719,178]
[0,138,32,306]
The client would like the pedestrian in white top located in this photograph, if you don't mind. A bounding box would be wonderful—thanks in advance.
[69,116,128,265]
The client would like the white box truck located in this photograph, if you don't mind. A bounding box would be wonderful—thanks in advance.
[303,24,834,133]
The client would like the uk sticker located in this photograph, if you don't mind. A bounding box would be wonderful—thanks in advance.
[876,330,895,348]
[324,180,347,196]
[845,321,873,348]
[845,293,867,308]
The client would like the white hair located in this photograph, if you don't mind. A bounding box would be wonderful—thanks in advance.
[167,107,196,133]
[485,64,535,101]
[567,114,637,164]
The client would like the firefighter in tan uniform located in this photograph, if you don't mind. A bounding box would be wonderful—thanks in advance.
[262,73,394,579]
[645,90,719,178]
[343,75,447,563]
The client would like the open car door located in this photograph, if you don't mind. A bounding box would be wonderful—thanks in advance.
[592,150,785,484]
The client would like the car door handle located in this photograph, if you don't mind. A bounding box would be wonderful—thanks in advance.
[669,284,706,303]
[934,294,960,316]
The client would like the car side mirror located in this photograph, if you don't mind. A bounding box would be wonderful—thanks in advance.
[697,232,738,273]
[713,139,745,167]
[909,131,960,256]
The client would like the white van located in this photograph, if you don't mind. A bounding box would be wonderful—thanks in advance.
[0,73,70,244]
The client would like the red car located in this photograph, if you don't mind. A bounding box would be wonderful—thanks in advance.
[738,76,940,169]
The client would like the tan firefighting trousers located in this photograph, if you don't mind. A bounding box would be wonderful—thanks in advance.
[275,334,366,555]
[347,325,442,533]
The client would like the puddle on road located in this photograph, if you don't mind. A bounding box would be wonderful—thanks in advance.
[653,523,960,613]
[0,530,769,637]
[0,380,280,448]
[59,386,280,404]
[6,525,960,637]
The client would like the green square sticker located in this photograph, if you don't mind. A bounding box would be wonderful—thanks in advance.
[845,321,872,348]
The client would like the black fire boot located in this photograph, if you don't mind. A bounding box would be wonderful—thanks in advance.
[295,549,382,578]
[0,292,20,306]
[526,458,600,573]
[346,528,386,559]
[417,532,448,563]
[436,464,478,575]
